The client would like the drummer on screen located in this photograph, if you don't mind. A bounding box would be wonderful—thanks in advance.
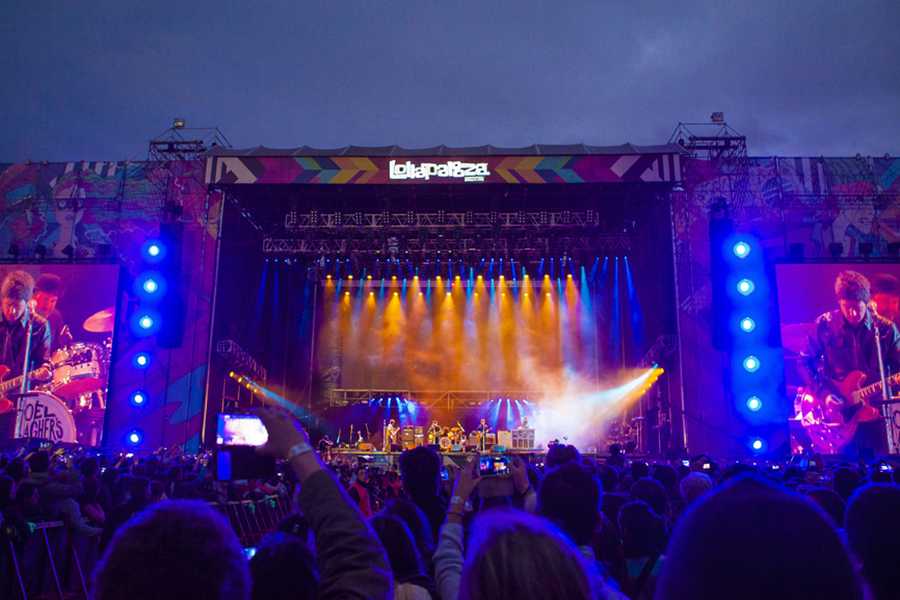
[34,274,72,352]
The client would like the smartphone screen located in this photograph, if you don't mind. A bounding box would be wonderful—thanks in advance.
[217,414,269,447]
[480,456,509,477]
[702,462,711,471]
[243,547,257,560]
[681,459,690,467]
[440,466,449,480]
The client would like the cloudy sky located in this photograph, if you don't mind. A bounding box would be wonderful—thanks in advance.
[2,0,898,162]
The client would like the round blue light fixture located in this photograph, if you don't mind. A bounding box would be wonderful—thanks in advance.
[130,391,147,407]
[132,310,161,336]
[133,352,151,368]
[751,438,764,451]
[739,317,756,333]
[732,241,751,259]
[736,278,756,296]
[742,355,761,373]
[746,396,762,412]
[141,240,166,263]
[142,278,159,294]
[126,430,143,446]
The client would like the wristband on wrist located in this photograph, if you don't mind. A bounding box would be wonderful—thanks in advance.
[286,441,313,461]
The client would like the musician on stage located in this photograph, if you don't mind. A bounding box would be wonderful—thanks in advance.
[0,271,52,416]
[384,418,400,452]
[427,420,442,444]
[478,417,491,452]
[34,274,71,352]
[801,270,900,457]
[871,273,900,326]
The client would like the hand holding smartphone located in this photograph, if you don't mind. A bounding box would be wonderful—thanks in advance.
[214,413,276,481]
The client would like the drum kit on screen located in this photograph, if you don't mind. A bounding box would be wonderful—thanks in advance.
[27,307,115,446]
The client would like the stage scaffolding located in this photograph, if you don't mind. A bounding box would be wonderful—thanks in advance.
[327,389,549,409]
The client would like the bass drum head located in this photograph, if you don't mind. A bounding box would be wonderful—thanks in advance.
[15,392,77,444]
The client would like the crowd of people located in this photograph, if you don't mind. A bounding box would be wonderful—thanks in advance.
[1,408,899,599]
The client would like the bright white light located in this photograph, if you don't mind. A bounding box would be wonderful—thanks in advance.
[743,355,761,372]
[746,396,762,412]
[732,241,751,259]
[737,279,755,296]
[739,317,756,332]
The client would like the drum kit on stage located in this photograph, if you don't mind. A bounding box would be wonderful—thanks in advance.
[26,307,114,446]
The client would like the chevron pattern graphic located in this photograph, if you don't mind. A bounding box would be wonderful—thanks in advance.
[208,154,683,186]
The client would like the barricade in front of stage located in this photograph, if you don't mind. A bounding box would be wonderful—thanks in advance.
[1,520,96,600]
[1,495,292,600]
[213,494,293,548]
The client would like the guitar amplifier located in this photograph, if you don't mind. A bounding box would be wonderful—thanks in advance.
[401,426,416,450]
[497,430,512,448]
[414,426,425,447]
[512,429,535,449]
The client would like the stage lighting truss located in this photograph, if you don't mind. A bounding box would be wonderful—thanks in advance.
[263,233,630,258]
[281,210,605,230]
[327,388,548,409]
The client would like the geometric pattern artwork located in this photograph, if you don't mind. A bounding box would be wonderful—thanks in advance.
[206,153,684,186]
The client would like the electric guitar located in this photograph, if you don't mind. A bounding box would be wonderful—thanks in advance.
[807,370,900,451]
[825,370,899,423]
[0,363,52,414]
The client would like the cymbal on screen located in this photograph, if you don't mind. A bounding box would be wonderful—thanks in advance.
[83,307,115,333]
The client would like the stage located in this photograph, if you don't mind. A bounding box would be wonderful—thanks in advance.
[4,134,897,457]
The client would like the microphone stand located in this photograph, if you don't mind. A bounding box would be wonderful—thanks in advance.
[13,305,35,440]
[871,307,896,454]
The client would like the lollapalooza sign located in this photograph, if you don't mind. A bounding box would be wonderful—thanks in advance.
[388,159,490,182]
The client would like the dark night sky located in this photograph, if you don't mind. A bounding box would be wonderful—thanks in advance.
[2,1,898,162]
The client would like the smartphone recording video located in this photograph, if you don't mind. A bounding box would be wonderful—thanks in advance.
[217,414,269,447]
[214,413,275,481]
[479,455,510,477]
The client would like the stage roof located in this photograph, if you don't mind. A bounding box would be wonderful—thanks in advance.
[205,144,685,186]
[208,143,684,157]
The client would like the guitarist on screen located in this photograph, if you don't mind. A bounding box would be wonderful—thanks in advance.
[0,271,52,423]
[801,270,900,457]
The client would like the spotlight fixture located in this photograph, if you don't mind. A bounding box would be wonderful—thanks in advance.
[736,279,755,296]
[739,317,756,333]
[173,117,186,129]
[130,391,147,407]
[126,430,143,446]
[732,241,751,259]
[133,353,151,368]
[751,438,764,451]
[746,396,762,412]
[742,355,761,373]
